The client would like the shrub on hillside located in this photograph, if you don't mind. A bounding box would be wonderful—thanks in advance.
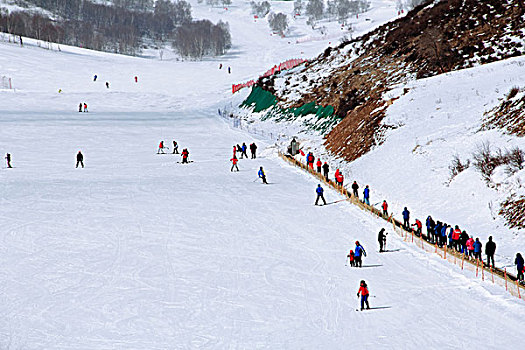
[268,12,288,36]
[449,154,470,180]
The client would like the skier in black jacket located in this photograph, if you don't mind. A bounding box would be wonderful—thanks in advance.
[378,228,387,252]
[76,151,84,168]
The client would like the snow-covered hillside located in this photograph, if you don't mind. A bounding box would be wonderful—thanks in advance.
[1,1,524,348]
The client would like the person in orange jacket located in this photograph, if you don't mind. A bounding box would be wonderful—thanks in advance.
[316,159,322,173]
[357,280,370,310]
[230,155,239,172]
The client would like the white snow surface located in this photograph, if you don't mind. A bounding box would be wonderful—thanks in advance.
[1,1,524,349]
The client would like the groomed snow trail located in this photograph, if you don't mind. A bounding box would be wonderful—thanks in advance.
[1,2,524,348]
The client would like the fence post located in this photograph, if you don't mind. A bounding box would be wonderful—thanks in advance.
[517,280,522,299]
[481,262,485,281]
[476,259,479,277]
[461,253,465,270]
[505,268,508,291]
[444,244,447,259]
[491,266,494,284]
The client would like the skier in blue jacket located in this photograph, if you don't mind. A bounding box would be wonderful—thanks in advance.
[354,241,367,267]
[473,238,482,261]
[258,167,268,184]
[315,184,327,205]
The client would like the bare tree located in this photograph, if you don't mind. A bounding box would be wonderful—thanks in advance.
[293,0,303,15]
[251,1,271,17]
[306,0,324,21]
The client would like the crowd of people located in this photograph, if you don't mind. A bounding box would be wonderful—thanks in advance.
[292,144,525,285]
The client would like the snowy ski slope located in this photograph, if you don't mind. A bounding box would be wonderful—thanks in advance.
[1,1,524,348]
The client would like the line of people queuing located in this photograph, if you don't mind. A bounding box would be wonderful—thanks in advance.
[296,143,525,284]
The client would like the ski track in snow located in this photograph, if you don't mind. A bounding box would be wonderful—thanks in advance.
[1,1,524,349]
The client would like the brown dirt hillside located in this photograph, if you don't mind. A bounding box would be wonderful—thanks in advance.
[260,0,525,162]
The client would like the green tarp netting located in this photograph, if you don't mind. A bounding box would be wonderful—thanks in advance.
[241,86,338,132]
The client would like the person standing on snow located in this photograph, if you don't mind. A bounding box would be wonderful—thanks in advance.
[233,145,237,158]
[466,236,475,257]
[181,148,189,163]
[76,151,84,168]
[230,155,239,172]
[378,228,387,252]
[357,280,370,311]
[93,75,97,81]
[354,241,367,267]
[258,166,268,184]
[426,216,435,243]
[228,67,231,74]
[315,184,326,206]
[134,76,138,83]
[363,185,370,205]
[335,171,344,187]
[485,236,496,267]
[307,152,315,169]
[460,230,469,255]
[79,103,83,112]
[83,103,88,112]
[515,253,524,282]
[5,153,12,168]
[105,82,110,89]
[382,200,388,217]
[250,143,257,159]
[351,181,359,198]
[172,141,179,154]
[402,207,410,230]
[316,159,322,173]
[241,143,248,159]
[412,218,422,236]
[347,250,355,267]
[322,162,329,180]
[473,238,482,261]
[157,141,165,154]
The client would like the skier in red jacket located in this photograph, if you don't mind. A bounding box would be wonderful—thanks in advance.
[357,280,370,310]
[230,156,239,172]
[347,250,355,267]
[181,148,189,163]
[157,141,165,154]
